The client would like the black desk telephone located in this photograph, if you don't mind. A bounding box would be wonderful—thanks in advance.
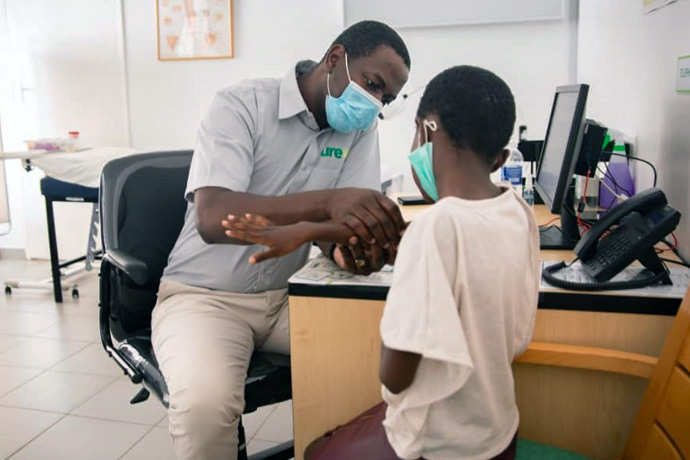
[543,188,681,291]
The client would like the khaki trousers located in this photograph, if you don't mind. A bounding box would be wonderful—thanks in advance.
[151,280,290,460]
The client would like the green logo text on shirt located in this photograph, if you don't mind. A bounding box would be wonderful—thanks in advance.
[320,147,349,160]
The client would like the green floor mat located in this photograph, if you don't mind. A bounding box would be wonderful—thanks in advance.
[516,439,594,460]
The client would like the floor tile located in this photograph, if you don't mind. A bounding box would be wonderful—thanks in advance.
[0,261,297,459]
[247,439,281,456]
[0,289,61,309]
[0,366,43,397]
[0,312,57,336]
[0,370,115,413]
[52,342,123,377]
[0,261,99,317]
[0,406,62,459]
[0,300,62,317]
[8,415,149,460]
[254,400,293,443]
[73,377,167,425]
[120,427,175,460]
[157,414,169,428]
[0,337,89,369]
[36,315,101,342]
[0,335,25,353]
[243,403,277,441]
[1,296,100,318]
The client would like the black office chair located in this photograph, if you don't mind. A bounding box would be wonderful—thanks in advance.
[98,150,294,460]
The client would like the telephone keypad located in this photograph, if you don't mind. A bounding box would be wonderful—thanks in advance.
[593,235,633,268]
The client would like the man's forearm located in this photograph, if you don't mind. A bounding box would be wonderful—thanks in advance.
[196,187,333,244]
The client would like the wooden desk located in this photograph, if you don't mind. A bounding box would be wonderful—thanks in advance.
[288,204,682,460]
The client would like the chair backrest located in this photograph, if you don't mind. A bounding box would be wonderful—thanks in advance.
[623,286,690,460]
[100,150,192,336]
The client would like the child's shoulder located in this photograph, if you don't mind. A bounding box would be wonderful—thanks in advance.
[404,200,459,241]
[418,199,460,221]
[404,191,528,239]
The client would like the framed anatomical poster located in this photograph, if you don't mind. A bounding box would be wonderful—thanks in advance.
[157,0,233,61]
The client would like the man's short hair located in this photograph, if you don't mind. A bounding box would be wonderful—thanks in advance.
[417,65,516,162]
[326,20,411,69]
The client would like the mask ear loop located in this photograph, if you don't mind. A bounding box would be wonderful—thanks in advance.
[422,120,438,144]
[327,52,351,98]
[344,52,351,82]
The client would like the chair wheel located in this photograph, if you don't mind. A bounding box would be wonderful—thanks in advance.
[71,288,79,299]
[4,286,11,295]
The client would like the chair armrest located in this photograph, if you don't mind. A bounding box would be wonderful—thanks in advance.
[103,249,149,286]
[514,341,658,379]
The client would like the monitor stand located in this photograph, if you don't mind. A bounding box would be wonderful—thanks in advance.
[539,193,581,250]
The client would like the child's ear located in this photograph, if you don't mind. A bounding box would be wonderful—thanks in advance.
[491,149,510,173]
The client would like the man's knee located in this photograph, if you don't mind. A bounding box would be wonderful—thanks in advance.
[159,366,249,459]
[166,383,244,459]
[169,378,244,424]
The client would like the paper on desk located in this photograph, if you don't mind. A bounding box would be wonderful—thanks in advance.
[290,256,394,287]
[541,260,690,298]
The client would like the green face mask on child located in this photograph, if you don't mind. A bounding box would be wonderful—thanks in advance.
[408,120,439,202]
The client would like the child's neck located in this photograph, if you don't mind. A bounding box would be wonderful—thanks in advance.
[435,147,503,201]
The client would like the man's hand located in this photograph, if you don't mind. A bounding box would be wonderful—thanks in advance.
[332,237,387,276]
[333,217,412,273]
[328,188,405,250]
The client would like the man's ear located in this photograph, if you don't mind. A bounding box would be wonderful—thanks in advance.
[491,149,510,173]
[325,44,346,72]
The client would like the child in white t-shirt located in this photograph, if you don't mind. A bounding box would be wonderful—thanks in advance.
[223,65,540,460]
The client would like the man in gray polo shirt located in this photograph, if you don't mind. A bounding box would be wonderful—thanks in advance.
[152,21,411,460]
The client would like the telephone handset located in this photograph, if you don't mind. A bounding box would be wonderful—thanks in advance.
[543,188,681,291]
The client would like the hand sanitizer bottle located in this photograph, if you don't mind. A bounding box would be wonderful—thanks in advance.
[502,148,524,193]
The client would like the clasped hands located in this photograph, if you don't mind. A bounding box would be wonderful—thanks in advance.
[221,188,406,275]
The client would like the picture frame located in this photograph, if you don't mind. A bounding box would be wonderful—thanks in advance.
[156,0,234,61]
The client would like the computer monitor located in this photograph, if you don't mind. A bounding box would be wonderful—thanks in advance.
[534,84,589,249]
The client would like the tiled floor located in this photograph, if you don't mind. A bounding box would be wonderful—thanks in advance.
[0,259,293,459]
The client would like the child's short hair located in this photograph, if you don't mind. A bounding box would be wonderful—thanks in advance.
[417,65,516,163]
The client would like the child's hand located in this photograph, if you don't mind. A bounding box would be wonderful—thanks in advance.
[381,221,410,265]
[222,214,307,264]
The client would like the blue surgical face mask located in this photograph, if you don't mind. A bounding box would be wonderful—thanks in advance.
[408,120,439,202]
[325,54,383,133]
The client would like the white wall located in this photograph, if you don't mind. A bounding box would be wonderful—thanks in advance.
[578,0,690,257]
